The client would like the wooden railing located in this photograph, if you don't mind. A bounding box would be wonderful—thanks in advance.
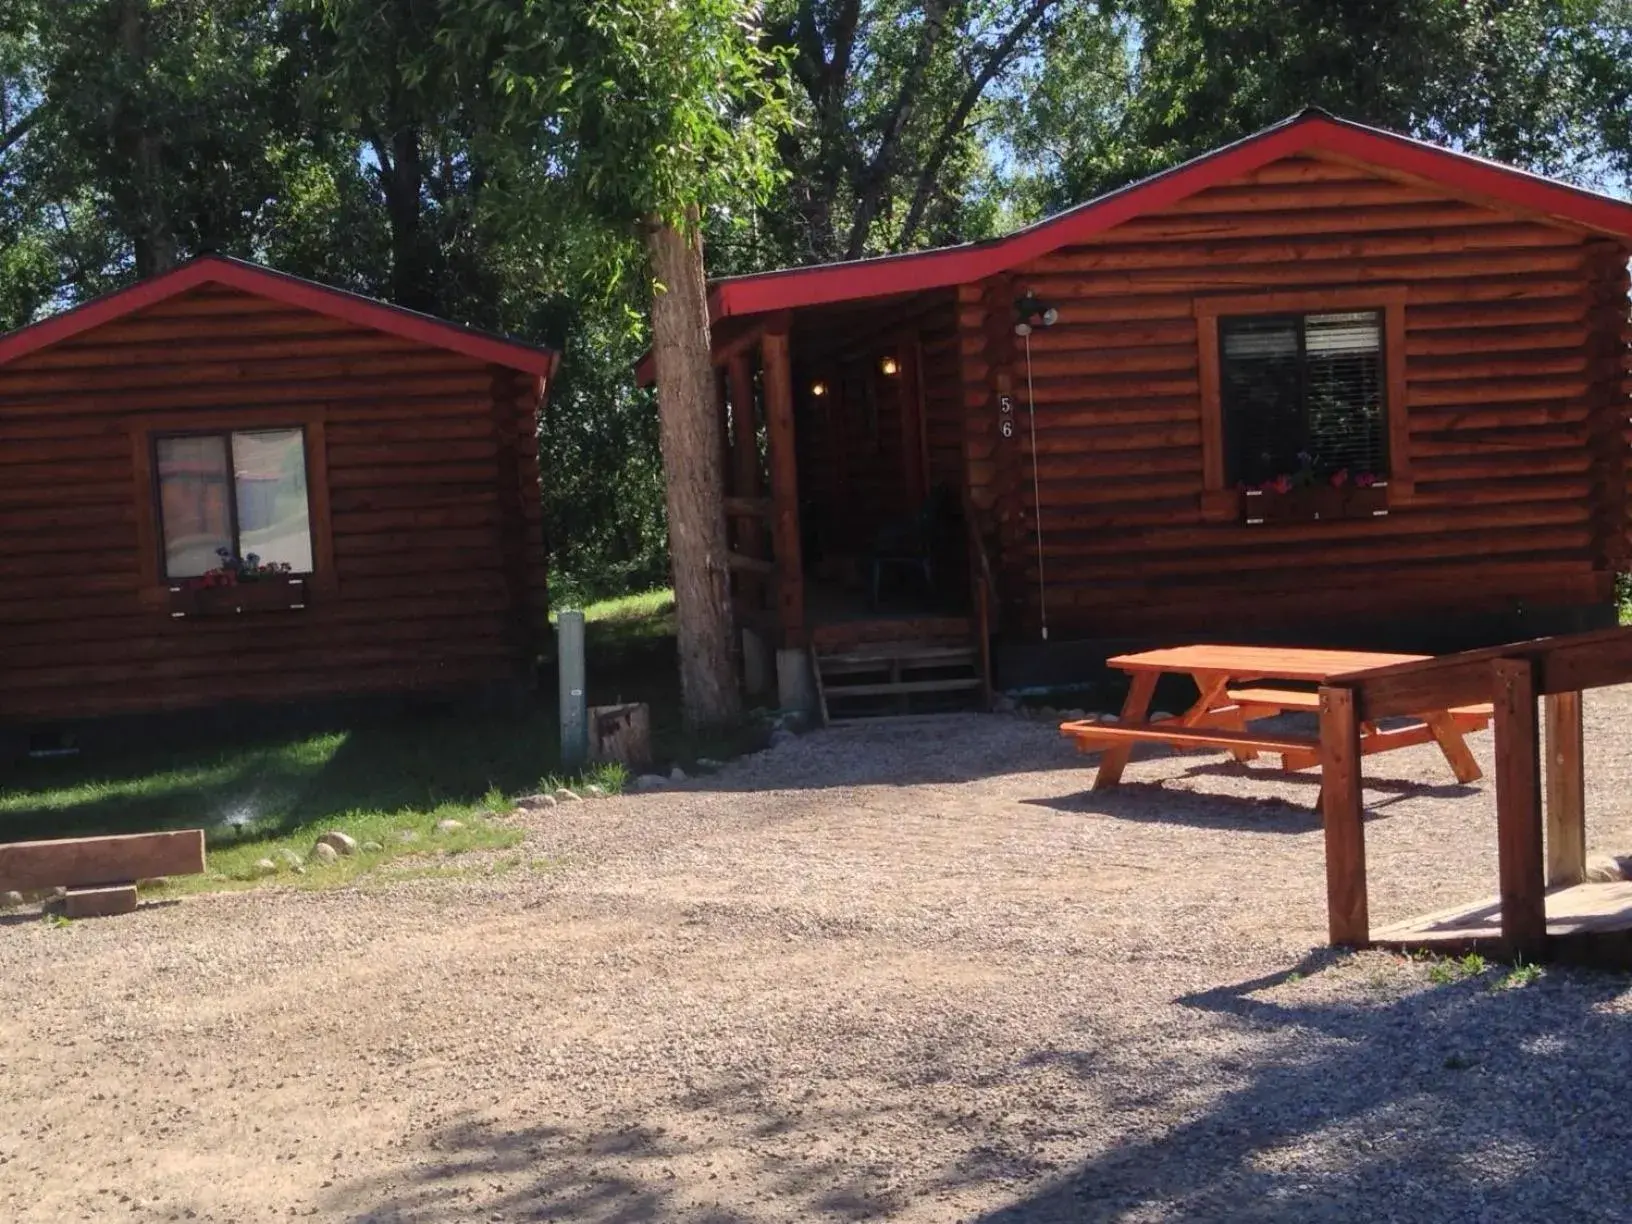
[724,497,777,636]
[966,510,996,704]
[1318,624,1632,959]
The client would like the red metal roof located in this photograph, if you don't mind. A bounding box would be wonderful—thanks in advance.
[0,254,559,376]
[707,109,1632,322]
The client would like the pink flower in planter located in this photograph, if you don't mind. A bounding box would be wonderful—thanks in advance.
[1354,472,1377,488]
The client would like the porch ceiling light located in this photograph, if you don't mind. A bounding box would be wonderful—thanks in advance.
[880,355,899,376]
[811,379,828,397]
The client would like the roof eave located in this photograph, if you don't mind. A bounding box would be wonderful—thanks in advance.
[0,254,559,375]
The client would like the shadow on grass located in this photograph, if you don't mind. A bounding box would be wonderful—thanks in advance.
[0,705,567,848]
[312,951,1632,1222]
[0,593,731,846]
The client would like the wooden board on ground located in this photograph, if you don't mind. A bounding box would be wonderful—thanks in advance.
[0,829,205,893]
[53,885,139,919]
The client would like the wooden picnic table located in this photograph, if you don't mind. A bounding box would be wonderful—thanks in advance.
[1060,644,1492,790]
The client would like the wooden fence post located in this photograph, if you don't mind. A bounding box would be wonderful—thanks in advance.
[1493,657,1547,959]
[1543,690,1586,888]
[1319,684,1368,946]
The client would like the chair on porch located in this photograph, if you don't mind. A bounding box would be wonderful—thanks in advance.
[867,486,951,609]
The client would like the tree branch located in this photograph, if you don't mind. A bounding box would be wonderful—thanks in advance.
[843,0,953,258]
[896,0,1060,251]
[0,107,39,159]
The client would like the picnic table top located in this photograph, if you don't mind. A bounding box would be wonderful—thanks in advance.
[1105,644,1430,683]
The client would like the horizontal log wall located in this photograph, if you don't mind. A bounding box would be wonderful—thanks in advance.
[963,153,1631,637]
[0,284,547,724]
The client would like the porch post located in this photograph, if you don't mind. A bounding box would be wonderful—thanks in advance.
[727,351,763,553]
[760,325,813,715]
[727,350,771,699]
[760,327,804,646]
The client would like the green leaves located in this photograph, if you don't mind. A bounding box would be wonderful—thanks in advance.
[458,0,792,234]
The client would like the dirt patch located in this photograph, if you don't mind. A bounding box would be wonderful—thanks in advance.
[4,696,1632,1221]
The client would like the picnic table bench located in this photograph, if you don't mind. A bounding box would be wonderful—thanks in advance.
[1060,644,1492,788]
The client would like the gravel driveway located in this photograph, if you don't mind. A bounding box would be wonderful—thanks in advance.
[5,691,1632,1223]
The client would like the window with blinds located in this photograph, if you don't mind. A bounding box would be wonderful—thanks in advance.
[1219,310,1387,487]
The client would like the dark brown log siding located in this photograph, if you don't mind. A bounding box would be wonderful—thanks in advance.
[0,284,547,724]
[958,154,1631,637]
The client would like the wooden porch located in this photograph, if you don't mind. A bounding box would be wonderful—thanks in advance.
[1371,882,1632,968]
[711,308,993,719]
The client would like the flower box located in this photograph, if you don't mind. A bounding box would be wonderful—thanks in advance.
[168,577,307,617]
[1242,482,1388,525]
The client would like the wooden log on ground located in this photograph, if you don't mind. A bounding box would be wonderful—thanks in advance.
[0,829,205,893]
[588,702,653,771]
[53,884,139,919]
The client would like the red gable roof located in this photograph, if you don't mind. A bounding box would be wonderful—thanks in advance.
[0,254,559,377]
[708,109,1632,322]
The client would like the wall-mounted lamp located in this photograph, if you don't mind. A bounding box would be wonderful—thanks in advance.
[810,380,828,397]
[1013,291,1059,337]
[880,355,899,377]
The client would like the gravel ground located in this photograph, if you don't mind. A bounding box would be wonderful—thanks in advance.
[4,690,1632,1223]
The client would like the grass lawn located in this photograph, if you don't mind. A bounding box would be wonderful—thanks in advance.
[0,589,720,895]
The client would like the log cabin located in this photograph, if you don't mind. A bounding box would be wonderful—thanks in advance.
[0,255,556,731]
[667,109,1632,717]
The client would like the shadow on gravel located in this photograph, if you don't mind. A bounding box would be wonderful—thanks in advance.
[320,952,1632,1223]
[971,953,1632,1223]
[1022,782,1322,833]
[325,1091,913,1223]
[1023,765,1480,832]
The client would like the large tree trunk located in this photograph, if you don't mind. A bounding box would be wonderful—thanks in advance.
[380,126,433,312]
[119,0,175,277]
[645,212,741,731]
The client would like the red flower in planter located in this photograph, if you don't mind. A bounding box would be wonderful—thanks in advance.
[1330,468,1350,488]
[1268,474,1294,494]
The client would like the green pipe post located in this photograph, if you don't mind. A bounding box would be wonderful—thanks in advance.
[558,610,588,772]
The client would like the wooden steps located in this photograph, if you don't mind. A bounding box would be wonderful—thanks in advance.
[813,637,985,724]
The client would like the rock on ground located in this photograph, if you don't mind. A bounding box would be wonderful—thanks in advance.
[434,818,464,833]
[308,842,339,865]
[314,831,358,857]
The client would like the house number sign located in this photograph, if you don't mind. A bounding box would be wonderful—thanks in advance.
[999,394,1014,439]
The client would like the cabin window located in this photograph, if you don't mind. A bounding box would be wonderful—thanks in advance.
[1219,310,1387,487]
[1193,288,1411,521]
[154,428,314,578]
